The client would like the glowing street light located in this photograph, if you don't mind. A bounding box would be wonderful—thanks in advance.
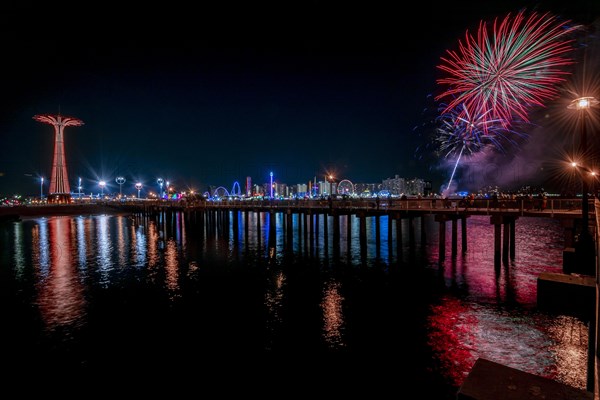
[135,182,142,199]
[99,180,106,197]
[40,177,44,200]
[78,177,82,199]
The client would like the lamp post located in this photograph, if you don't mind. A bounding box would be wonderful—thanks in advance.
[135,182,142,199]
[157,178,164,199]
[116,176,126,197]
[568,96,598,276]
[99,180,106,198]
[40,177,44,200]
[78,177,82,199]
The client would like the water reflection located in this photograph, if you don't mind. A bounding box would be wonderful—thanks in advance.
[36,217,86,330]
[76,217,87,271]
[546,315,589,389]
[12,222,25,280]
[0,210,587,394]
[146,220,160,269]
[165,238,180,297]
[116,216,127,267]
[32,218,50,277]
[321,279,345,349]
[96,215,113,286]
[264,269,286,351]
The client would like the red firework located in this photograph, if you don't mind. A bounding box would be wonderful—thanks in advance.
[436,10,581,131]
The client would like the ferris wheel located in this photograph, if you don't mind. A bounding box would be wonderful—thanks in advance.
[337,179,354,195]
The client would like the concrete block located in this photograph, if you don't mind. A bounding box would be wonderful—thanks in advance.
[457,358,593,400]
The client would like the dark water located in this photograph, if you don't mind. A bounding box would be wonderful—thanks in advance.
[0,211,588,395]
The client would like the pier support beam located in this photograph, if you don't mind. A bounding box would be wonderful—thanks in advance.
[490,215,519,268]
[359,212,367,262]
[347,214,352,254]
[452,218,458,256]
[244,210,249,243]
[396,217,403,259]
[286,209,293,251]
[408,216,415,248]
[435,214,449,262]
[333,212,340,258]
[388,215,393,259]
[303,212,309,253]
[375,214,381,258]
[256,210,262,247]
[461,216,468,252]
[309,211,315,254]
[323,213,329,256]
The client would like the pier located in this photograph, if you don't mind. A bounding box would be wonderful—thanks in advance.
[111,196,596,272]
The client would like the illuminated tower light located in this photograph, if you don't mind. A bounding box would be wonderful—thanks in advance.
[33,114,84,204]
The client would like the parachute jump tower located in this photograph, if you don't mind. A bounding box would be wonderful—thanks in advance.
[33,114,84,203]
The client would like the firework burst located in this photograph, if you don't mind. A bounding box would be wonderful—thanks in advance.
[436,10,581,132]
[436,103,529,156]
[435,102,528,194]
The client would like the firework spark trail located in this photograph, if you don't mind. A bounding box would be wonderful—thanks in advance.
[445,144,464,197]
[436,10,580,132]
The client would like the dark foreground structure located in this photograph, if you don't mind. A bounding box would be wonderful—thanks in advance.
[458,358,593,400]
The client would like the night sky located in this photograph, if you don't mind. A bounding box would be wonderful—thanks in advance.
[1,1,599,197]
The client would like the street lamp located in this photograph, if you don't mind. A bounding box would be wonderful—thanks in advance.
[116,176,126,197]
[157,178,164,198]
[40,177,44,200]
[135,182,142,198]
[78,177,82,199]
[568,96,598,275]
[99,180,106,197]
[166,181,170,199]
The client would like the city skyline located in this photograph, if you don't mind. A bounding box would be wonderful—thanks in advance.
[1,1,599,196]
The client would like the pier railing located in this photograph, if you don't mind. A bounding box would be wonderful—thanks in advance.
[170,197,593,217]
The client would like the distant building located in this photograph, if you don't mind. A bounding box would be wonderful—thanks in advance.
[245,176,252,197]
[405,178,426,195]
[382,175,406,196]
[252,184,263,196]
[295,183,308,197]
